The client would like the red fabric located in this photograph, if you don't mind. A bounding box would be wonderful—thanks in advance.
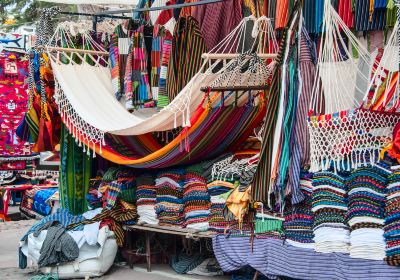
[191,0,243,50]
[338,0,354,28]
[390,123,400,160]
[0,51,31,159]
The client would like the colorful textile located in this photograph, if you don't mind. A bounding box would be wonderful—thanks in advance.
[124,26,154,110]
[284,174,315,246]
[385,170,400,266]
[252,2,301,203]
[166,16,207,102]
[191,0,243,50]
[155,170,185,226]
[59,124,91,215]
[312,172,350,253]
[136,173,158,225]
[208,181,235,233]
[183,171,210,230]
[213,235,400,280]
[0,51,33,161]
[67,201,137,246]
[157,30,172,108]
[346,166,389,260]
[110,21,136,101]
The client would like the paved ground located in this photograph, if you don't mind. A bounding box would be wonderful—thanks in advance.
[0,208,230,280]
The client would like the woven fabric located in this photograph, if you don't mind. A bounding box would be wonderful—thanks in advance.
[59,124,91,215]
[191,0,243,50]
[67,202,137,246]
[312,171,350,253]
[284,174,315,245]
[166,16,207,102]
[0,51,33,162]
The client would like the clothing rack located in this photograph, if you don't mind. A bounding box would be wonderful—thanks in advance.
[59,11,131,34]
[200,85,269,92]
[202,53,278,60]
[95,0,225,15]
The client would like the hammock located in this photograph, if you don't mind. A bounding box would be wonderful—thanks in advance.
[308,1,400,172]
[47,17,277,167]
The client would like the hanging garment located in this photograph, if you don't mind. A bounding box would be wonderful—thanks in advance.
[338,0,354,28]
[275,0,289,29]
[59,124,92,215]
[166,16,207,102]
[124,26,154,110]
[386,0,398,27]
[191,0,243,50]
[109,21,137,101]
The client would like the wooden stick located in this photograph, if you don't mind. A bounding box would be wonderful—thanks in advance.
[202,53,278,60]
[200,85,269,92]
[46,46,109,56]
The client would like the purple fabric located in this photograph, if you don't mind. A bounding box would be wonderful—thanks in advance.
[213,235,400,280]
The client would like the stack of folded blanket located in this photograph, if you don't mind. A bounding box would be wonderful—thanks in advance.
[207,180,235,233]
[384,170,400,266]
[155,169,185,227]
[182,171,210,231]
[136,173,158,225]
[346,166,388,260]
[312,172,350,253]
[284,174,315,248]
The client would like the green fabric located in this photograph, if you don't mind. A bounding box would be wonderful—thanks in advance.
[59,124,91,215]
[119,188,137,203]
[254,218,283,234]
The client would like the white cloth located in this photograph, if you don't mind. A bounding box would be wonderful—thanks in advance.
[51,58,218,136]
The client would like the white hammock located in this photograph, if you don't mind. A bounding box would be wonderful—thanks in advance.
[308,9,400,173]
[48,16,278,151]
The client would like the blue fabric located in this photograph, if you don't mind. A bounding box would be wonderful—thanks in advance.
[32,188,58,216]
[213,235,400,280]
[21,208,85,241]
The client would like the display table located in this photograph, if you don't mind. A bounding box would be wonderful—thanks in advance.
[123,223,214,272]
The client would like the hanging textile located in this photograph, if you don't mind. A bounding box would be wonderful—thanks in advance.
[0,51,33,169]
[110,21,137,101]
[59,124,91,215]
[124,25,154,110]
[252,1,302,205]
[275,0,289,29]
[191,0,243,50]
[166,16,207,102]
[355,0,386,31]
[18,8,62,153]
[338,0,354,28]
[386,0,398,27]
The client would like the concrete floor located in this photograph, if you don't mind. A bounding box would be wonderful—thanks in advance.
[0,208,230,280]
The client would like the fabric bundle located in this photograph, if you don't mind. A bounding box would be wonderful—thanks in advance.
[155,170,184,227]
[136,173,158,225]
[312,172,350,253]
[345,166,388,260]
[384,170,400,266]
[284,175,315,248]
[182,171,210,231]
[207,180,235,233]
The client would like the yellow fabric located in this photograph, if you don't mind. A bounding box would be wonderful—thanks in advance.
[226,186,252,228]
